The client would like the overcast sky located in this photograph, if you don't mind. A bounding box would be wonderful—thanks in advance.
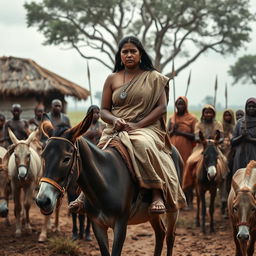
[0,0,255,111]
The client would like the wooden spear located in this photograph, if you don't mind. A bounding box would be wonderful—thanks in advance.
[87,60,93,105]
[225,82,228,109]
[213,75,218,107]
[185,70,191,97]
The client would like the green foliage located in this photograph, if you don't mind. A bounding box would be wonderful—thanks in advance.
[47,235,80,256]
[229,55,256,85]
[24,0,255,75]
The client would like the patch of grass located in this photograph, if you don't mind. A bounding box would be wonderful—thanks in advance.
[47,236,80,256]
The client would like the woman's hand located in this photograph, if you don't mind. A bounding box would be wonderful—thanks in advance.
[123,122,141,132]
[113,118,127,132]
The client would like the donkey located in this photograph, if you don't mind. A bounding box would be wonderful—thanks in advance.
[195,131,228,233]
[36,112,179,256]
[228,160,256,256]
[0,146,10,224]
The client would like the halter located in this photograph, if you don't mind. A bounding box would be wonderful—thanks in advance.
[40,137,80,198]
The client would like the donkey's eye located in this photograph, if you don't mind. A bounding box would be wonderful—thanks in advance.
[251,207,256,212]
[63,157,71,163]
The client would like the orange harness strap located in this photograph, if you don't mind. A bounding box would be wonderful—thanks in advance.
[40,177,65,196]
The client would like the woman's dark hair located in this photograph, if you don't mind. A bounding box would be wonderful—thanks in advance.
[113,36,155,72]
[87,105,100,114]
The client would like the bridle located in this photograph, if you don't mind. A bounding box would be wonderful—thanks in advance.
[40,137,80,198]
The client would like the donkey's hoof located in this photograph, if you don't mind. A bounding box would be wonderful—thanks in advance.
[38,233,47,243]
[85,234,92,241]
[15,230,22,238]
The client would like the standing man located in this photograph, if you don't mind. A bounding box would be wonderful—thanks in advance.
[47,99,71,128]
[28,104,45,131]
[0,113,6,147]
[4,104,30,147]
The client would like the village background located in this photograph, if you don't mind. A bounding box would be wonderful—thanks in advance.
[0,1,255,125]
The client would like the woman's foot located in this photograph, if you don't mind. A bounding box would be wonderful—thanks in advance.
[149,189,166,214]
[149,200,166,214]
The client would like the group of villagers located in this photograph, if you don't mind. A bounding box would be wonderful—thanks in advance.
[168,96,256,211]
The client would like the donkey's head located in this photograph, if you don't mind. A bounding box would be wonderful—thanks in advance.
[231,161,256,245]
[199,131,220,181]
[35,111,93,215]
[8,128,37,180]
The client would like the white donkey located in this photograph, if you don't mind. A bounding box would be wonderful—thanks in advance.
[8,128,42,237]
[8,128,60,241]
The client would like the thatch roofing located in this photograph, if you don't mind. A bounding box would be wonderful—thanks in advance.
[0,56,90,100]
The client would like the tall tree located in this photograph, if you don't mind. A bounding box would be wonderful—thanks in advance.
[24,0,254,75]
[229,55,256,85]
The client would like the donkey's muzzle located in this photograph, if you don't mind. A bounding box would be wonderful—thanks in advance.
[35,196,52,215]
[237,225,250,241]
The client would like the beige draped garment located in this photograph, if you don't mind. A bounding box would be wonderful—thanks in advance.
[99,70,186,211]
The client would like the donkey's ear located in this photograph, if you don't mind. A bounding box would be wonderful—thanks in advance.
[232,179,240,195]
[199,131,206,145]
[8,128,19,145]
[68,110,94,143]
[26,129,37,145]
[215,130,221,143]
[41,120,54,138]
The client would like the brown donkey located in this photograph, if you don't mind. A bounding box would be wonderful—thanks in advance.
[228,160,256,256]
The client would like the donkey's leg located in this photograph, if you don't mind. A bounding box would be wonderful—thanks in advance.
[23,185,34,233]
[38,214,51,242]
[53,205,60,232]
[166,211,178,256]
[149,216,166,256]
[111,216,129,256]
[12,184,22,237]
[85,215,92,241]
[200,190,206,233]
[209,188,217,233]
[71,212,78,240]
[195,187,200,227]
[92,221,110,256]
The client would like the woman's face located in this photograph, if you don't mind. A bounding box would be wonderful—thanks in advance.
[246,102,256,117]
[92,108,100,123]
[203,108,215,122]
[223,112,232,123]
[120,43,141,69]
[176,99,186,114]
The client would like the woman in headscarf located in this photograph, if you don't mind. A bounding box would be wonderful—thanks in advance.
[182,104,227,209]
[231,98,256,174]
[221,109,236,157]
[168,96,197,164]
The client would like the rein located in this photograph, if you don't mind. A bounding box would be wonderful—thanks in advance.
[40,137,80,198]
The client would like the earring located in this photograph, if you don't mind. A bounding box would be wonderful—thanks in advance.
[140,59,142,64]
[120,61,123,66]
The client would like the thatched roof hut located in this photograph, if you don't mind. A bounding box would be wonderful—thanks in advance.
[0,56,90,119]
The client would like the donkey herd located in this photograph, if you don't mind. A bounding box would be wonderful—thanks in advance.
[0,110,256,256]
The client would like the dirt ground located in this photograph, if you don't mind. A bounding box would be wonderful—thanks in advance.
[0,196,236,256]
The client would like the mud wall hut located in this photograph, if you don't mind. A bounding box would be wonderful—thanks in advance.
[0,56,90,119]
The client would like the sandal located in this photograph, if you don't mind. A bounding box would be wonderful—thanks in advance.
[149,200,166,214]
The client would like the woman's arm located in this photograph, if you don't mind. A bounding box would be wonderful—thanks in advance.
[100,75,127,131]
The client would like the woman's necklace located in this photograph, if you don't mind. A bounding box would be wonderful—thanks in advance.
[119,70,137,100]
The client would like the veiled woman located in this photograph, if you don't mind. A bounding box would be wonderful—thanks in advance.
[168,96,197,164]
[232,98,256,174]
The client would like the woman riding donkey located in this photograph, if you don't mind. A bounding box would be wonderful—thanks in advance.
[182,104,229,212]
[70,36,186,215]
